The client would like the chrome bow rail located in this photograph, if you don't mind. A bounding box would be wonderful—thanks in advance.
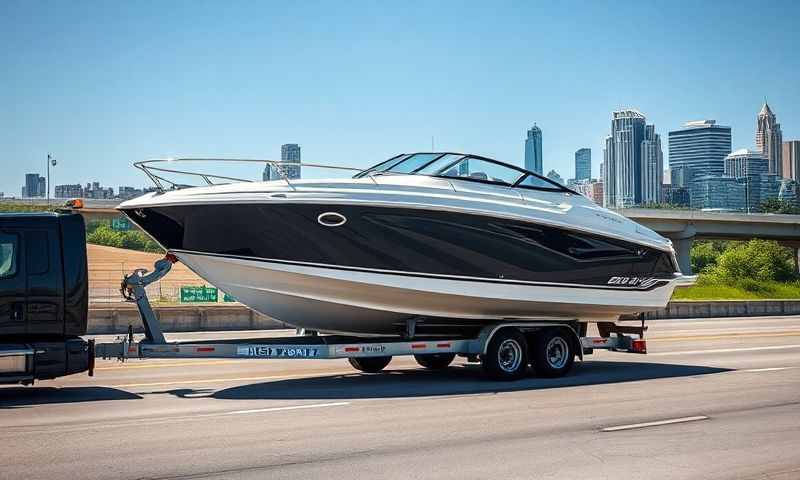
[134,158,372,193]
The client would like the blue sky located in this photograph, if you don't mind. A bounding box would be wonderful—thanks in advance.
[2,0,799,196]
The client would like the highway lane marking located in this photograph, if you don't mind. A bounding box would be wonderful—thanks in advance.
[648,344,800,356]
[223,402,349,415]
[75,370,357,389]
[650,331,800,342]
[739,366,797,373]
[602,416,709,432]
[1,402,352,436]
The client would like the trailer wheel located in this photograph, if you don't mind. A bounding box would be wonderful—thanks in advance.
[414,353,456,370]
[348,356,392,373]
[531,328,575,378]
[481,328,529,381]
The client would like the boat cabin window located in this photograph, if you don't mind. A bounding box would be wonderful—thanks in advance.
[414,154,464,175]
[0,233,18,278]
[437,158,525,186]
[385,153,442,174]
[516,174,563,191]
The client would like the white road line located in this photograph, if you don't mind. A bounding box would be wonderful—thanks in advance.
[223,402,350,416]
[648,344,800,356]
[602,416,709,432]
[739,367,797,373]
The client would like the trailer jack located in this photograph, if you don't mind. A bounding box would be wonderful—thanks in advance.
[119,253,178,344]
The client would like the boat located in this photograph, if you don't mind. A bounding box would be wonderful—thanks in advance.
[118,153,691,336]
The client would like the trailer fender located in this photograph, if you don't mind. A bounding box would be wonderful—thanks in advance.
[473,323,583,362]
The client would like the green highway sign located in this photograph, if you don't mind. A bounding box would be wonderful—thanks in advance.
[223,292,237,302]
[180,286,219,303]
[111,217,132,231]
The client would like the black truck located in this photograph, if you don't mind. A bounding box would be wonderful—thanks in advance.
[0,211,93,385]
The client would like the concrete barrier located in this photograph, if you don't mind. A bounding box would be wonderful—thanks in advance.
[88,304,289,334]
[89,299,800,334]
[643,300,800,320]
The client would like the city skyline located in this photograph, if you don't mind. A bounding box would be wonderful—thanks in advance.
[2,2,799,196]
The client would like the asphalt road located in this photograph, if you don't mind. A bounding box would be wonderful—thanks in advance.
[2,316,800,480]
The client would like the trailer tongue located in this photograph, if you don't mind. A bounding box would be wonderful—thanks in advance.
[95,255,648,381]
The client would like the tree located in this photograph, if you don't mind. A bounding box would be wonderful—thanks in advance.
[759,198,800,214]
[708,239,795,283]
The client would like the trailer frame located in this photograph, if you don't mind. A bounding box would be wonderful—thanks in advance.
[94,255,648,380]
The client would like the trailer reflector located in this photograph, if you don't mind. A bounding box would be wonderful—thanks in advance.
[632,339,647,354]
[411,343,426,349]
[437,343,451,348]
[196,347,215,352]
[344,347,360,353]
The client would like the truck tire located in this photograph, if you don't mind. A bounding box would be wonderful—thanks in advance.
[481,328,529,381]
[531,328,575,378]
[414,353,456,370]
[349,356,392,373]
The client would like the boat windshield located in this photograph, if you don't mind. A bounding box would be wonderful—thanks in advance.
[355,152,568,191]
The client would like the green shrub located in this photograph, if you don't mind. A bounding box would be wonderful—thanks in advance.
[87,225,124,248]
[690,241,728,273]
[708,239,795,283]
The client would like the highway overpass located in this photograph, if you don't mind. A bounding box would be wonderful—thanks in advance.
[620,209,800,274]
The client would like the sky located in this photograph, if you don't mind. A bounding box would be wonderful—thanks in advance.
[2,0,799,196]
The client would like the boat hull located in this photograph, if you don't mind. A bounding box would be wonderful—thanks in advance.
[174,250,681,335]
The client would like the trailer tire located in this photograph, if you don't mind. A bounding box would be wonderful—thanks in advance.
[531,328,575,378]
[348,356,392,373]
[414,353,456,370]
[481,328,529,381]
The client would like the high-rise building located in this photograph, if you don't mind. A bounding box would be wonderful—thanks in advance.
[264,144,302,181]
[724,149,780,212]
[779,179,799,207]
[574,148,591,181]
[55,184,83,198]
[783,140,800,181]
[24,173,44,198]
[691,176,746,211]
[603,109,661,208]
[756,102,783,176]
[668,120,731,185]
[641,124,663,204]
[546,169,564,185]
[524,124,543,174]
[724,149,769,178]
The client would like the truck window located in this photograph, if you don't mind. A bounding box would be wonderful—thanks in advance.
[0,233,18,278]
[26,230,50,275]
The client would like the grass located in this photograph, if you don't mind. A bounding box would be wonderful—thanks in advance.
[0,202,55,213]
[673,280,800,301]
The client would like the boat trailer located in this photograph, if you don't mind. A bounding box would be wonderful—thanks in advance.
[95,255,648,380]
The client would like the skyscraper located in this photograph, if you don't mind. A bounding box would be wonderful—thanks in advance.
[24,173,42,198]
[724,149,779,212]
[263,143,302,181]
[756,102,783,176]
[668,120,731,186]
[783,140,800,181]
[724,149,769,178]
[524,124,543,174]
[546,169,564,185]
[603,109,661,208]
[574,148,591,181]
[640,125,663,204]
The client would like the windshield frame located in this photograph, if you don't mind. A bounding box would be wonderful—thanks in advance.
[354,152,573,193]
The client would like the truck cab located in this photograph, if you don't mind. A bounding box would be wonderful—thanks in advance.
[0,212,91,384]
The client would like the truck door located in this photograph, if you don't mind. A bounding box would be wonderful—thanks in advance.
[0,229,26,335]
[25,227,64,336]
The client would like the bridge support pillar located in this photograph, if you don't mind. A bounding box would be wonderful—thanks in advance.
[794,247,800,275]
[665,225,696,275]
[671,237,694,275]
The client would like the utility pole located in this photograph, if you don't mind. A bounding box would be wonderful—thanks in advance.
[47,154,57,207]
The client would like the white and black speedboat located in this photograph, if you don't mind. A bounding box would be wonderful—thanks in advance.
[119,153,690,335]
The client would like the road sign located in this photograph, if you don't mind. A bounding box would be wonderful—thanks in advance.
[180,286,218,303]
[223,293,237,302]
[112,217,131,231]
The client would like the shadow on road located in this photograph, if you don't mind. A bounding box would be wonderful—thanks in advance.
[213,360,731,401]
[0,386,141,409]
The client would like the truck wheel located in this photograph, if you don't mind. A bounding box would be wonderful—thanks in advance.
[531,328,575,378]
[348,356,392,373]
[481,328,529,381]
[414,353,456,370]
